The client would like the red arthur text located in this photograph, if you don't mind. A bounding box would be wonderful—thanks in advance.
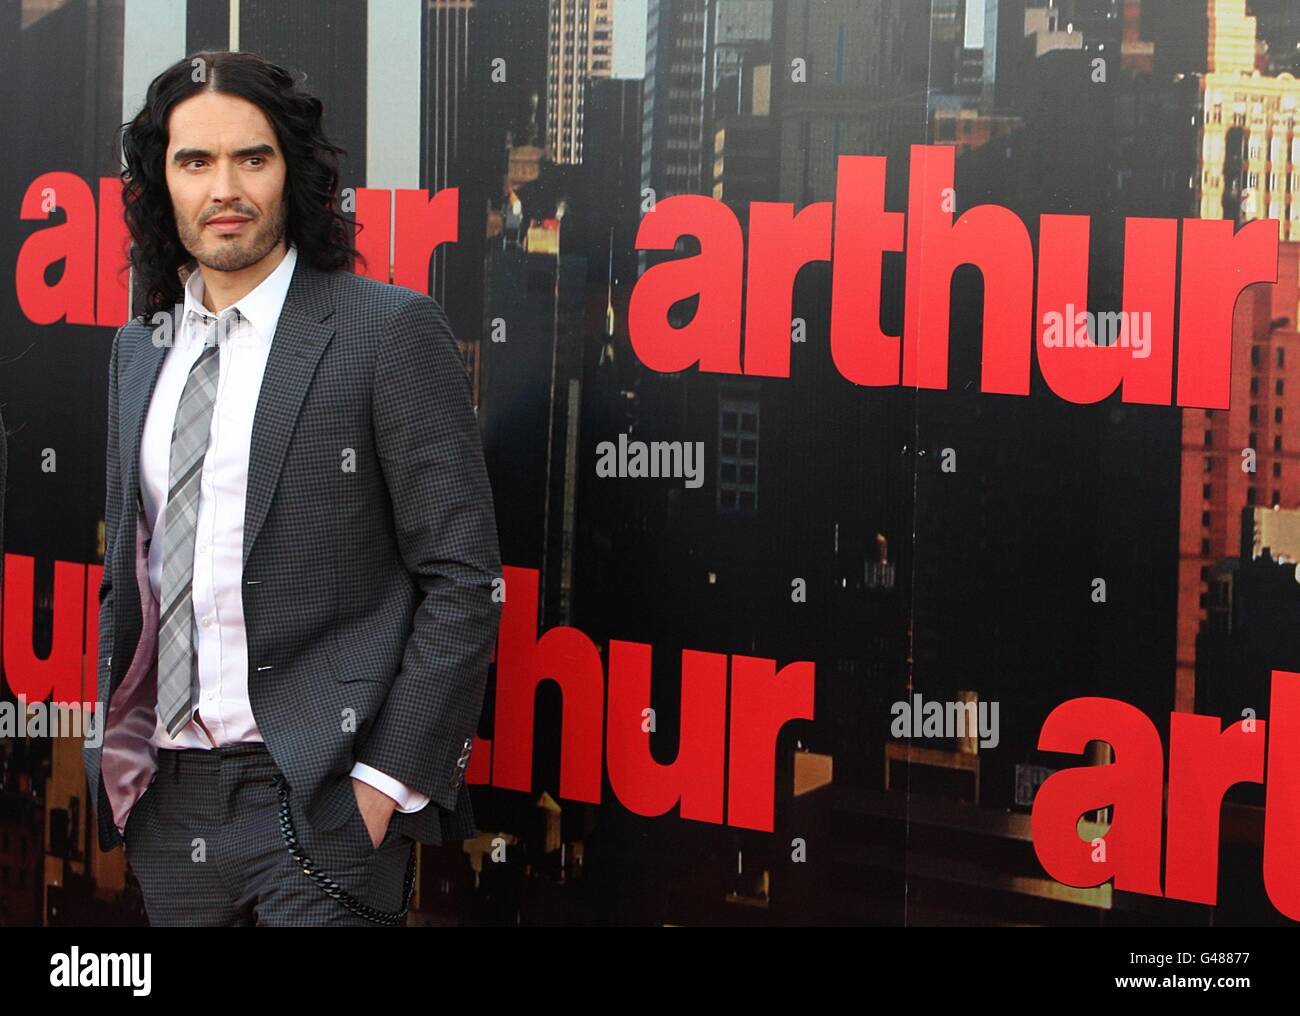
[1031,670,1300,921]
[629,143,1280,410]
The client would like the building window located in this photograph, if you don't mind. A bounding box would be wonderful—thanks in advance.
[1252,377,1260,395]
[1250,431,1259,448]
[1203,482,1212,499]
[1202,510,1212,526]
[1278,379,1286,396]
[1205,430,1214,446]
[1279,347,1286,368]
[717,393,759,514]
[1202,538,1212,556]
[1277,407,1284,423]
[1276,435,1284,452]
[1248,486,1258,505]
[1205,456,1215,472]
[1274,461,1282,477]
[1273,489,1281,505]
[1253,345,1263,367]
[1250,404,1259,423]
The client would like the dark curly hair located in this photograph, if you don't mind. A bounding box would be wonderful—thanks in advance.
[117,49,365,317]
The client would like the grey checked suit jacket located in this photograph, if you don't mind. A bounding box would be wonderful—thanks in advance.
[84,255,502,854]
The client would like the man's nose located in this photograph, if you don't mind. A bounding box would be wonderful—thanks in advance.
[209,160,243,209]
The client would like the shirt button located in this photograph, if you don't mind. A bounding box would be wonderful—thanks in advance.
[202,616,213,627]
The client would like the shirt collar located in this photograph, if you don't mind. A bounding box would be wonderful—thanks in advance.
[181,242,298,346]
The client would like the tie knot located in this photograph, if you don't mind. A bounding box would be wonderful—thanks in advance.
[198,308,239,348]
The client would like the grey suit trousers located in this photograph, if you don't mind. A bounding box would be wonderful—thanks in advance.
[123,742,414,926]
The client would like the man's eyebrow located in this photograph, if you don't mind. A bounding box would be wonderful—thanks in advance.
[171,143,277,164]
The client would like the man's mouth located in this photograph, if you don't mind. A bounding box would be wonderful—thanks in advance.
[206,215,252,234]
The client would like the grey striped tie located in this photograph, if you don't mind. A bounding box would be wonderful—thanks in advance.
[157,310,233,737]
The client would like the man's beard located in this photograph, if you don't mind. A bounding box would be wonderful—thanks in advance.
[177,198,287,273]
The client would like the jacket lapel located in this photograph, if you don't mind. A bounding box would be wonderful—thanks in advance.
[107,305,173,695]
[241,258,336,568]
[120,304,175,528]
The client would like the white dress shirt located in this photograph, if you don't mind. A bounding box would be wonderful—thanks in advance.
[138,242,429,815]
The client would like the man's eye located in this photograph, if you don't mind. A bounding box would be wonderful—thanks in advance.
[246,157,264,167]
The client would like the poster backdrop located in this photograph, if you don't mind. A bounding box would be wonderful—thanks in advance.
[2,0,1299,928]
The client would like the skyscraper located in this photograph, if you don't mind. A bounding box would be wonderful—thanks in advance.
[546,0,617,164]
[1177,0,1300,712]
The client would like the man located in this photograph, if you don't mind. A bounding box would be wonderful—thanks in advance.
[85,50,502,926]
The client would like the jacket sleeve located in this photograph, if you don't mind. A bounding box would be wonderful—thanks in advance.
[86,323,124,804]
[98,325,125,677]
[355,294,502,813]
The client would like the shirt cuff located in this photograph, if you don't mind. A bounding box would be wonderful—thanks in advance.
[350,762,431,813]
